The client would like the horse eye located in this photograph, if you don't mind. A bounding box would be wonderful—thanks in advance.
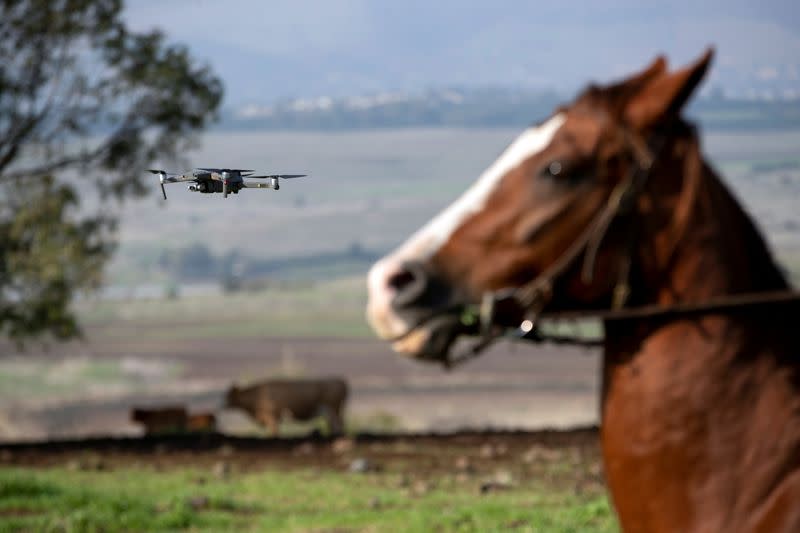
[541,161,563,178]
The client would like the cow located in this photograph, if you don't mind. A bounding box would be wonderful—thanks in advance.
[224,377,348,436]
[130,407,217,435]
[186,412,217,433]
[130,406,187,435]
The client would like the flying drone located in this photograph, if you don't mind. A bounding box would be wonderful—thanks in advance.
[147,168,307,199]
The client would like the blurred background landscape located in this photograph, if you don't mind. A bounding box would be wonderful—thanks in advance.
[2,0,799,441]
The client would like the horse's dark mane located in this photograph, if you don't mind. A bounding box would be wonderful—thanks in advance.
[682,122,790,292]
[704,157,790,290]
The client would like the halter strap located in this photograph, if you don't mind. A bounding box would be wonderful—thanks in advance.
[440,123,800,369]
[442,126,665,367]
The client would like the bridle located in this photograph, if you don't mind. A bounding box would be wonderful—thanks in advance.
[435,120,800,369]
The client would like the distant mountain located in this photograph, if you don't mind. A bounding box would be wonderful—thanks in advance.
[220,88,560,130]
[217,87,800,131]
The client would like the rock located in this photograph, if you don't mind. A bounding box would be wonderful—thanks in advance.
[494,469,514,486]
[332,437,355,454]
[293,442,315,456]
[212,460,231,479]
[411,479,431,496]
[479,481,512,494]
[349,457,372,473]
[479,443,495,459]
[521,444,560,464]
[479,470,515,494]
[479,442,507,459]
[454,456,474,473]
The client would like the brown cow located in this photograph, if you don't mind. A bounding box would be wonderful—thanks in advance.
[131,407,217,434]
[186,412,217,433]
[130,406,187,435]
[224,378,348,436]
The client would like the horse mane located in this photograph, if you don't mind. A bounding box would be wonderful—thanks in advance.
[678,124,790,294]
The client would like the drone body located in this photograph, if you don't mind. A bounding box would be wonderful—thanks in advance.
[148,168,307,199]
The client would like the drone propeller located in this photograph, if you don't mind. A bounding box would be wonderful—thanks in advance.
[246,174,307,179]
[196,168,254,173]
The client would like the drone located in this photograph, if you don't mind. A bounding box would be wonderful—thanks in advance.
[147,168,307,199]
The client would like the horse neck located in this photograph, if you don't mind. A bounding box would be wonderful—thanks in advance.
[603,129,794,390]
[601,132,799,531]
[603,129,793,400]
[638,130,789,306]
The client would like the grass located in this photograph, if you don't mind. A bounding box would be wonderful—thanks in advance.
[0,466,616,532]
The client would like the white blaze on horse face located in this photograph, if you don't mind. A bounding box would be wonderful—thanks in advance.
[366,113,566,341]
[394,113,566,260]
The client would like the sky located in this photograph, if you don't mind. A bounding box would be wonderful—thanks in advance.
[124,0,800,106]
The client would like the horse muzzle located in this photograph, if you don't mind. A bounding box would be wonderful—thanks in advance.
[367,258,471,360]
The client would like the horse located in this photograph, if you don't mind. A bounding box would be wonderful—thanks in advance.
[366,49,800,532]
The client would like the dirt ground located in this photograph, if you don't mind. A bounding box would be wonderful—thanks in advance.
[0,332,601,441]
[0,427,604,492]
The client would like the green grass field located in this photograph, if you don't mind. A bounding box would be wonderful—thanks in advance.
[0,465,615,532]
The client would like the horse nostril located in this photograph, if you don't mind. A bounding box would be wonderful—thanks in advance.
[388,269,416,292]
[388,262,430,307]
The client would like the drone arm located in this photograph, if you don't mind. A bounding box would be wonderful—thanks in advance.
[161,174,195,183]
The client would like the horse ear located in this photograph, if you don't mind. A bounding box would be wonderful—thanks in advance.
[596,55,667,109]
[616,55,668,93]
[624,48,714,130]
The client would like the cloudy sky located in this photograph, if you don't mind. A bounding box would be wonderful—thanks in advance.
[125,0,800,105]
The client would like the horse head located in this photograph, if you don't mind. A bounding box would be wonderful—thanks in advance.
[366,49,714,361]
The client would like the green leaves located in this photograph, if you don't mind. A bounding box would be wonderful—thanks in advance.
[0,176,114,341]
[0,0,222,341]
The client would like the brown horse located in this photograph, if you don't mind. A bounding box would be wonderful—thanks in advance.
[366,49,800,532]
